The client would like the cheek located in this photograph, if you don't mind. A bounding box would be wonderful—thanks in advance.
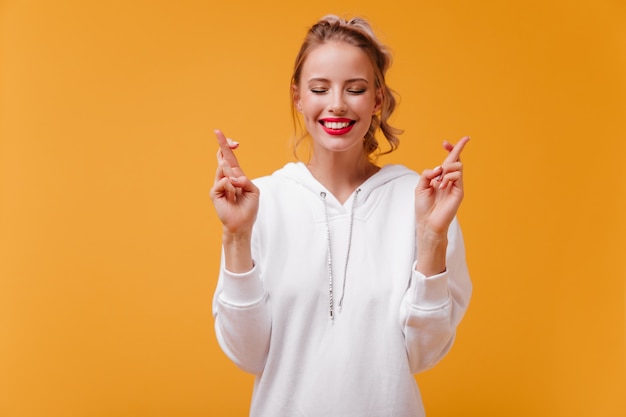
[301,97,324,116]
[351,96,378,114]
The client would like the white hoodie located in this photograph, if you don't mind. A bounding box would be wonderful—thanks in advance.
[213,162,472,417]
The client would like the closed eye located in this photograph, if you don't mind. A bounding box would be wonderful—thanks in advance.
[310,88,327,94]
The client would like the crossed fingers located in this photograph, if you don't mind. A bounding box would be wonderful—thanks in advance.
[215,129,244,180]
[213,129,250,202]
[443,136,469,163]
[435,136,470,189]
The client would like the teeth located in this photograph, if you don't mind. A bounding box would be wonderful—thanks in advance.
[324,121,350,129]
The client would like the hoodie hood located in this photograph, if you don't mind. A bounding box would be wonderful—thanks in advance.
[273,162,417,212]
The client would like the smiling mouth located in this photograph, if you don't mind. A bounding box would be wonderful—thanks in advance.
[319,118,356,136]
[319,119,355,130]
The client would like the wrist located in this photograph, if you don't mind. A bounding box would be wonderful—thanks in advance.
[415,225,448,277]
[222,228,252,244]
[416,223,448,244]
[222,230,254,273]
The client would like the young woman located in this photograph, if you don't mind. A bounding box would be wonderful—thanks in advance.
[210,15,472,417]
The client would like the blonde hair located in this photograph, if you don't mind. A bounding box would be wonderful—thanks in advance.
[290,15,402,159]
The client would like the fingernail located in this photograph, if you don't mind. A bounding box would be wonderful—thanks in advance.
[227,138,239,147]
[434,166,442,181]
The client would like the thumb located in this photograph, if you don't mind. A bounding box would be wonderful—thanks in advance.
[417,166,443,190]
[230,176,258,194]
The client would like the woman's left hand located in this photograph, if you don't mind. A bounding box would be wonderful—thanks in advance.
[415,136,470,236]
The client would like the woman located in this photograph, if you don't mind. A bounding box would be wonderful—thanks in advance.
[211,15,472,417]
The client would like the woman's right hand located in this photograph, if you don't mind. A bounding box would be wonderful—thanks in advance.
[210,129,260,236]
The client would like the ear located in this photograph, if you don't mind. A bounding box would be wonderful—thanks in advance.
[292,84,302,113]
[372,88,383,114]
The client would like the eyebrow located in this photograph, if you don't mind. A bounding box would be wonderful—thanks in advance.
[306,77,370,84]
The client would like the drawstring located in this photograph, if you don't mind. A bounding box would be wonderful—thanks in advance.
[338,190,360,312]
[321,191,334,319]
[320,188,361,321]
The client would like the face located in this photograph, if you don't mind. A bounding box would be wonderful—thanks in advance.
[293,41,382,156]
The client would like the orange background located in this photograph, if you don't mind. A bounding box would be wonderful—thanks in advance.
[1,0,625,416]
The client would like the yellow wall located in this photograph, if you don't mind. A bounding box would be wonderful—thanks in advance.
[1,0,624,416]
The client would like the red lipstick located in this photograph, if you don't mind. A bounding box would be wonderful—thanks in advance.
[319,118,355,136]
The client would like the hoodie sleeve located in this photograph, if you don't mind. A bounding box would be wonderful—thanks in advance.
[399,218,472,374]
[212,255,272,375]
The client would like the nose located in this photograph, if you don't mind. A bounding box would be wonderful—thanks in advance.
[328,90,347,113]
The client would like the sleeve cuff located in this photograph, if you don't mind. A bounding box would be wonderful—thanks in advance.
[220,263,266,306]
[409,261,450,309]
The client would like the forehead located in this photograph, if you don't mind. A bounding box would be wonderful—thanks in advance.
[301,41,375,80]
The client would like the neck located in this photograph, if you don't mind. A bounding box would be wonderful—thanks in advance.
[306,150,379,204]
